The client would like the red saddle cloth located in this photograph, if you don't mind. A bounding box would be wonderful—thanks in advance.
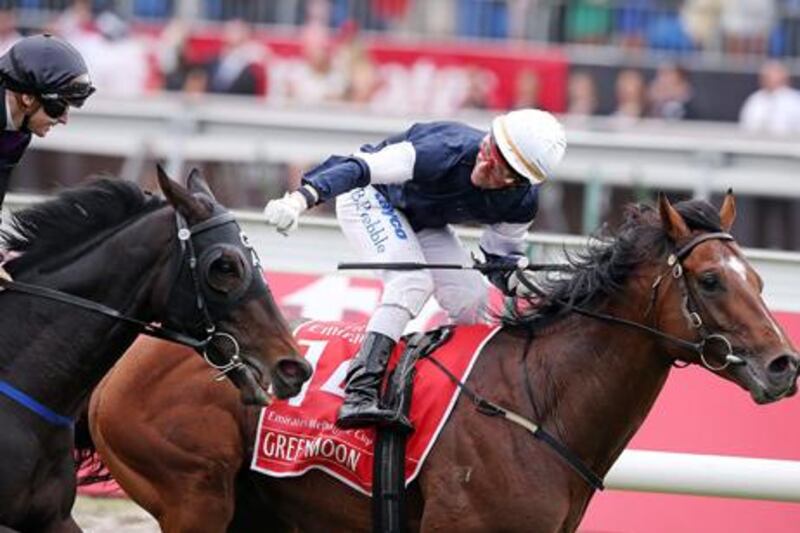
[251,320,500,495]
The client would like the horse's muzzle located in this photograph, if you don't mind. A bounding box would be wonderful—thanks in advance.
[271,357,313,399]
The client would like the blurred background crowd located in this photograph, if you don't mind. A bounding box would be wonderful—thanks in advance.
[2,0,798,123]
[2,0,800,250]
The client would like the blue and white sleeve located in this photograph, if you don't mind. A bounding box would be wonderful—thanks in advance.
[354,141,416,185]
[301,141,417,204]
[479,223,532,257]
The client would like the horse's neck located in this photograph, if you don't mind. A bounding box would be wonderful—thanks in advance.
[0,208,175,417]
[524,282,673,478]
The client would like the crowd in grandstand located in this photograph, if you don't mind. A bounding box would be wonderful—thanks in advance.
[0,1,799,133]
[0,1,796,134]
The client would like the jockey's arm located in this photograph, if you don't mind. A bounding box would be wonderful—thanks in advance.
[263,141,416,232]
[479,222,536,297]
[302,141,416,205]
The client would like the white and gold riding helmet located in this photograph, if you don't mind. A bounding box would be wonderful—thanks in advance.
[491,108,567,184]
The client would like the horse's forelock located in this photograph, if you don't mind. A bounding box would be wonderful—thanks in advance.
[674,199,723,233]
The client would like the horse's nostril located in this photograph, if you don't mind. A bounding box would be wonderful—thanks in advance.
[767,354,797,378]
[277,358,312,382]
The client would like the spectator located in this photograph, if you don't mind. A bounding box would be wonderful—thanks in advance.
[647,62,696,120]
[681,0,722,49]
[567,70,598,117]
[0,9,20,55]
[71,11,149,98]
[457,0,509,38]
[206,19,267,96]
[285,22,347,104]
[512,68,541,109]
[611,68,646,123]
[50,0,94,43]
[565,0,612,44]
[614,0,654,49]
[342,48,381,106]
[721,0,776,55]
[460,66,493,110]
[739,60,800,134]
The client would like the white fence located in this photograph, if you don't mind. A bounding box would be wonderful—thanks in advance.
[607,450,800,502]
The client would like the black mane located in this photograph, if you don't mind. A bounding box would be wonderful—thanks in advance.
[504,198,723,328]
[0,178,164,273]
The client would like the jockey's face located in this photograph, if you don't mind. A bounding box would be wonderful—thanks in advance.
[19,94,68,137]
[471,134,528,189]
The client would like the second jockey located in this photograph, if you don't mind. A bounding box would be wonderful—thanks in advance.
[0,34,95,210]
[263,108,567,429]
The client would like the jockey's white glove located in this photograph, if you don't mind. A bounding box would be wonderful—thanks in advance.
[263,191,309,234]
[479,249,540,298]
[506,268,540,297]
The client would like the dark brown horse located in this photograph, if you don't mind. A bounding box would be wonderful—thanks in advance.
[0,167,310,532]
[86,194,799,532]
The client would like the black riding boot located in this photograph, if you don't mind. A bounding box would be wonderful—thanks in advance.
[336,332,398,429]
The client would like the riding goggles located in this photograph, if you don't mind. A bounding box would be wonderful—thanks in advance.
[39,82,96,118]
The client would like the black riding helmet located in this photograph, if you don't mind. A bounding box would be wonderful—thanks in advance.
[0,34,95,119]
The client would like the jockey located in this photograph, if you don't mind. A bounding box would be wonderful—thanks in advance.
[0,34,95,210]
[264,109,567,429]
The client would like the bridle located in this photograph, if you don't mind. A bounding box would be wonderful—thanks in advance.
[163,209,266,379]
[0,205,266,387]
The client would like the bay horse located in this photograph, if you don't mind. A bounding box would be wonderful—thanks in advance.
[86,193,799,532]
[0,167,311,532]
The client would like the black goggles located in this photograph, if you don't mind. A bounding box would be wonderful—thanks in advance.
[39,84,95,118]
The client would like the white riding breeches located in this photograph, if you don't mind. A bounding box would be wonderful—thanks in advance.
[336,187,488,339]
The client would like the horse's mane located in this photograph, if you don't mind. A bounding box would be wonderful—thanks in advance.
[504,198,723,328]
[0,178,165,273]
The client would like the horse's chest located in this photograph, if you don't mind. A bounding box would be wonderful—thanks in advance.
[0,418,75,526]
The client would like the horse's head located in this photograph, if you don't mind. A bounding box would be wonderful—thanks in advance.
[156,166,312,404]
[657,192,799,404]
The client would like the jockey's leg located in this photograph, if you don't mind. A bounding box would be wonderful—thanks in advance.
[335,188,432,428]
[418,226,489,324]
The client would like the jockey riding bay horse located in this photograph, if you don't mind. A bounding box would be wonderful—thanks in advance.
[85,193,799,532]
[0,167,311,532]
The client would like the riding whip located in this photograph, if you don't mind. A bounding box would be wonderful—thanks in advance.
[337,261,572,273]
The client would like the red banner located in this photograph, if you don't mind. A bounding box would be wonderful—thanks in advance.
[186,31,567,112]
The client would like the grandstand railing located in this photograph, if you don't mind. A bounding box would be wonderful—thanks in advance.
[31,95,800,214]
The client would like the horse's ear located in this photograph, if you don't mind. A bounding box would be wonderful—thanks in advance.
[186,168,216,201]
[658,192,691,241]
[157,164,209,222]
[719,188,736,232]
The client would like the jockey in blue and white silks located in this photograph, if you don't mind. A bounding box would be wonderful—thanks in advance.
[263,109,567,429]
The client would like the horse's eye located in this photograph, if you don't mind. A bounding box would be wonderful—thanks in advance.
[213,257,238,276]
[698,272,722,292]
